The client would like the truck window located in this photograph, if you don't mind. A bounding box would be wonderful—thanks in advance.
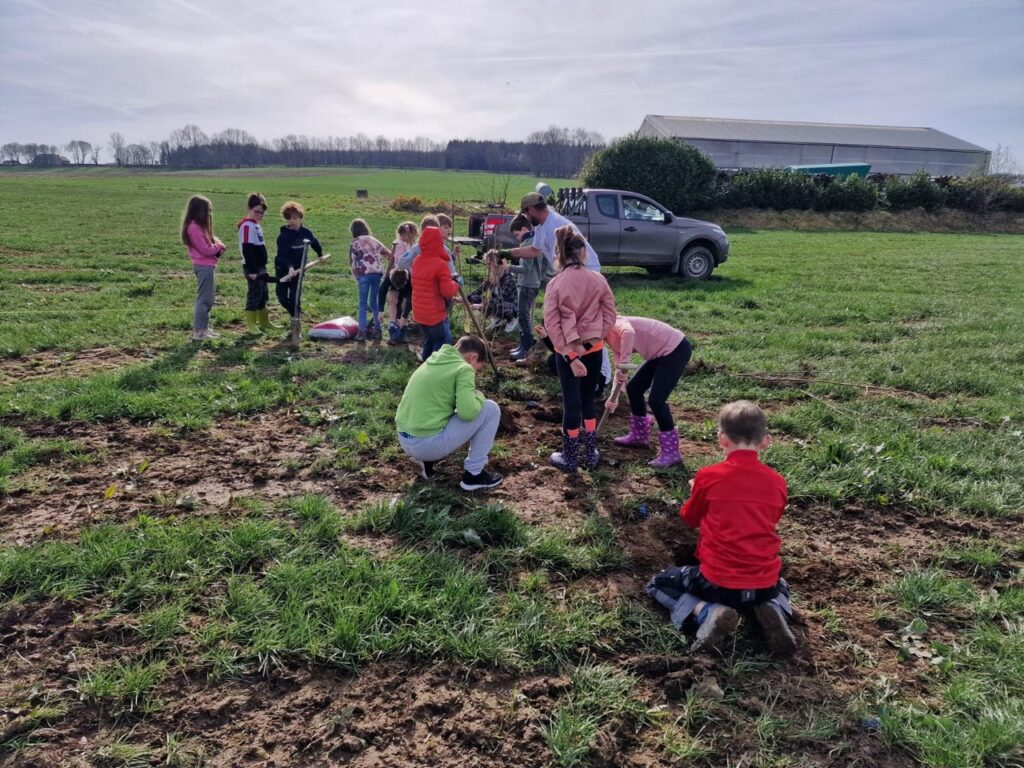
[595,194,618,219]
[622,196,665,222]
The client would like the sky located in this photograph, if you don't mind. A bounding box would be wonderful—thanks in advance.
[1,0,1022,161]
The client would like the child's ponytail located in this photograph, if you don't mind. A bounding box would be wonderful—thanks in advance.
[555,224,586,271]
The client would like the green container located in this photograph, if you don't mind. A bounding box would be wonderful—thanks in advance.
[786,163,871,178]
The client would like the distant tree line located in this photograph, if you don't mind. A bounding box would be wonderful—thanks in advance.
[1,125,605,177]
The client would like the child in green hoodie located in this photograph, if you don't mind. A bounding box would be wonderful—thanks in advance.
[395,335,503,492]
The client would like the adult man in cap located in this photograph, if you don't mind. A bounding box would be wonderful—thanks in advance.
[499,192,611,384]
[503,192,602,275]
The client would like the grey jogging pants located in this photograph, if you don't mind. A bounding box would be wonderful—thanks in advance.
[193,265,216,331]
[398,399,501,474]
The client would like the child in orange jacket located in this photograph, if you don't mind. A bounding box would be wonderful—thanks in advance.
[410,226,460,361]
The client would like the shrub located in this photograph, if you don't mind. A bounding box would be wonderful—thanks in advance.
[580,135,717,213]
[722,168,820,210]
[883,171,946,212]
[391,195,425,212]
[943,175,1023,213]
[817,174,881,212]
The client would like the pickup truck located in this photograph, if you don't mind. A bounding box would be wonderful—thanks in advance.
[467,188,729,280]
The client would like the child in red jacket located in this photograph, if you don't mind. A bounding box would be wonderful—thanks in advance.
[647,400,796,655]
[411,226,460,361]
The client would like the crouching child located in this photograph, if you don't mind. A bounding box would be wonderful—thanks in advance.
[395,335,503,492]
[646,400,797,655]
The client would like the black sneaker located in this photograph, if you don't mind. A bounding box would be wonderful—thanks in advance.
[414,459,436,481]
[459,468,503,492]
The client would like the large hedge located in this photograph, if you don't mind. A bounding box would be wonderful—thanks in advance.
[579,135,717,213]
[883,171,947,211]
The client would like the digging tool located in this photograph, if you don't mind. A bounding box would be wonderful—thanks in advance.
[289,240,311,350]
[278,251,331,283]
[457,282,501,383]
[597,363,640,434]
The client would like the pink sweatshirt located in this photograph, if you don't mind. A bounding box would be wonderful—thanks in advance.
[186,221,224,267]
[542,266,617,353]
[607,316,686,367]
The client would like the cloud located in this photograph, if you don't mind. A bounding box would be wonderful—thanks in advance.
[1,0,1021,154]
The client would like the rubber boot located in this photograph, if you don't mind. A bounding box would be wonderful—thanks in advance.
[649,428,682,468]
[550,432,580,473]
[582,430,600,470]
[614,414,652,447]
[244,310,260,333]
[257,309,281,330]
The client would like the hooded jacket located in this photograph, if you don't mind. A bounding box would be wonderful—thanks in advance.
[410,227,459,326]
[275,225,323,271]
[395,344,484,436]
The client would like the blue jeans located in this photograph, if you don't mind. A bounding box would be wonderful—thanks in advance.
[421,320,451,361]
[357,273,382,332]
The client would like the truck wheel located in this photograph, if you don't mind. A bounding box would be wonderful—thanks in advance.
[679,245,714,280]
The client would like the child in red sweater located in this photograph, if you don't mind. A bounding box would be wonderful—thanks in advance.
[647,400,796,655]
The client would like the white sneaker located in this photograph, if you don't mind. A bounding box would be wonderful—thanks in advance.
[504,318,520,334]
[203,330,220,339]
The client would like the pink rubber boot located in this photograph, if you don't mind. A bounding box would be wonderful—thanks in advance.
[614,414,652,447]
[649,428,682,468]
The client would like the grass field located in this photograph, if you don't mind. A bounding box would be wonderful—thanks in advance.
[0,166,1022,768]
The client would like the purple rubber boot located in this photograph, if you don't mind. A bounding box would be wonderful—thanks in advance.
[582,430,600,470]
[550,433,580,473]
[614,414,652,447]
[649,428,682,468]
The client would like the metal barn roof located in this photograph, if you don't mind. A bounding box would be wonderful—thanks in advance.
[641,115,988,153]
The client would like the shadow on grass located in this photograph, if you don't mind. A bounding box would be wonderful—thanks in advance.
[114,343,203,391]
[605,273,753,292]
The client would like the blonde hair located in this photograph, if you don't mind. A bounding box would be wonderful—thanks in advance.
[397,221,419,240]
[280,200,304,219]
[420,215,439,229]
[555,225,587,270]
[436,213,453,229]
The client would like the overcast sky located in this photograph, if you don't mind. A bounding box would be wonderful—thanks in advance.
[2,0,1022,160]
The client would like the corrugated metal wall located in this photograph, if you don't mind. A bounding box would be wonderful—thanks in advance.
[637,127,989,175]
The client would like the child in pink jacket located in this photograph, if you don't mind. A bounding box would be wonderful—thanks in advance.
[542,225,616,472]
[605,316,692,467]
[181,195,226,341]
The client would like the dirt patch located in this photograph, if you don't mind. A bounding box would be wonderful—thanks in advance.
[1,411,401,545]
[0,346,160,386]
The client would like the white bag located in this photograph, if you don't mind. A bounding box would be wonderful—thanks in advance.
[308,315,359,340]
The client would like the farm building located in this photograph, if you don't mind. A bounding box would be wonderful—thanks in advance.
[638,115,990,176]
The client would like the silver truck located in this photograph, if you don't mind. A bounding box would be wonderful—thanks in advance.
[556,187,729,279]
[470,188,729,280]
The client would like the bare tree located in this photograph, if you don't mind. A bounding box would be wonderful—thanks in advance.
[65,140,92,164]
[1,143,20,163]
[989,144,1020,176]
[89,144,101,164]
[109,132,126,166]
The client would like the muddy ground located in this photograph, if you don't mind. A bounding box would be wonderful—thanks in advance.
[2,342,1021,767]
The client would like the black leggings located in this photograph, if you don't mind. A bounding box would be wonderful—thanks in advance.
[626,338,692,431]
[556,348,603,431]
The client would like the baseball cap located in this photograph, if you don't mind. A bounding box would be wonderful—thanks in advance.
[520,192,546,211]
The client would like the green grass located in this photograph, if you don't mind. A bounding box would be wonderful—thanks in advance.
[543,663,651,767]
[0,496,664,676]
[0,425,89,493]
